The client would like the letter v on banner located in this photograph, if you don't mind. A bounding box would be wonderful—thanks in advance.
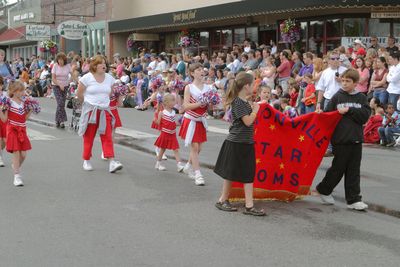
[229,103,342,202]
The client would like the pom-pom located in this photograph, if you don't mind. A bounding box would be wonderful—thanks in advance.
[173,79,185,92]
[156,93,163,104]
[0,94,11,110]
[198,89,221,106]
[23,96,41,114]
[111,83,129,98]
[150,76,165,90]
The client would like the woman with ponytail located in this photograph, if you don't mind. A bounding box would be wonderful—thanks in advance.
[214,72,266,216]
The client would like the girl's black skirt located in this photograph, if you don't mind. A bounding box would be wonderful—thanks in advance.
[214,140,255,184]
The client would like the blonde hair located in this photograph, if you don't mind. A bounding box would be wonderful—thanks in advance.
[225,71,253,108]
[163,93,175,105]
[313,58,323,73]
[8,80,25,98]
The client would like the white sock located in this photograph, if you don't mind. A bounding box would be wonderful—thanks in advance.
[156,160,161,164]
[177,161,182,165]
[194,170,201,176]
[185,162,191,168]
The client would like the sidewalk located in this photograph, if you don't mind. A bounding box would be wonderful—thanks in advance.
[30,98,400,218]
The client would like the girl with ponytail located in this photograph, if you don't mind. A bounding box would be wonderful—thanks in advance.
[214,72,266,216]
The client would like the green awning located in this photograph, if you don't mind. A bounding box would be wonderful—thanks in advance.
[109,0,398,33]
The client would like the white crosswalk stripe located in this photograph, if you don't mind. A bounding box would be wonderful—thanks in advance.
[115,127,157,139]
[27,129,58,141]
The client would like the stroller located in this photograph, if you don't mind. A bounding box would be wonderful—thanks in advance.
[66,82,82,132]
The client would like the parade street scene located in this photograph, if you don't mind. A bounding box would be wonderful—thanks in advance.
[0,0,400,266]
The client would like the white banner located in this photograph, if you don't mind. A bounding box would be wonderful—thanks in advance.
[25,25,51,41]
[341,36,400,48]
[57,20,88,40]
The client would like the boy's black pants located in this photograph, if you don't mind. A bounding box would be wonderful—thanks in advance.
[316,143,362,205]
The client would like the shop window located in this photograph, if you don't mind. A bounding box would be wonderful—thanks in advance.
[212,30,222,46]
[343,18,366,37]
[221,29,232,48]
[394,22,400,37]
[246,27,258,44]
[368,19,390,37]
[309,21,324,55]
[326,19,341,37]
[200,31,209,47]
[234,28,245,45]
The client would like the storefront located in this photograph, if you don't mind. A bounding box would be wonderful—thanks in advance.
[108,0,400,56]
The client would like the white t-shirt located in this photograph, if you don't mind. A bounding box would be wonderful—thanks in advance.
[80,72,115,108]
[316,66,347,100]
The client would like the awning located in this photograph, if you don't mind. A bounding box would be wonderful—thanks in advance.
[0,26,26,45]
[109,0,399,33]
[131,33,159,41]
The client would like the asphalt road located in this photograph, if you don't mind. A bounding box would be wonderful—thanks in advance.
[0,121,399,267]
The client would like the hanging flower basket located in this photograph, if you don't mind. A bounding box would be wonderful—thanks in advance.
[126,34,143,52]
[40,40,58,54]
[178,29,200,47]
[280,19,301,43]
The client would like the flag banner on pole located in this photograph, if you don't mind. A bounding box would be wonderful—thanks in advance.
[229,104,342,202]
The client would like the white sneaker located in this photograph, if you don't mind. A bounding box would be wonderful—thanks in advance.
[83,160,93,171]
[109,160,123,173]
[162,154,168,160]
[155,161,166,171]
[0,155,4,167]
[101,152,107,161]
[183,163,192,174]
[194,173,205,186]
[155,147,160,157]
[319,194,335,205]
[177,162,185,173]
[13,175,24,187]
[347,201,368,211]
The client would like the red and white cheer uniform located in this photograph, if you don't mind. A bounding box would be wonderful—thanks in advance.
[6,99,31,153]
[109,96,122,128]
[154,109,179,150]
[179,83,211,146]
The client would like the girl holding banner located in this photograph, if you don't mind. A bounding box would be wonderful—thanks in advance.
[214,72,266,216]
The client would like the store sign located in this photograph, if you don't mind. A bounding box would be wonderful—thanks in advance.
[341,37,400,48]
[371,12,400,18]
[25,25,51,41]
[172,9,197,23]
[57,20,88,40]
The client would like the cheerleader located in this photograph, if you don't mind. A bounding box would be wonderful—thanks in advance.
[154,93,185,172]
[214,72,266,216]
[0,81,32,186]
[0,77,6,167]
[179,63,211,186]
[142,78,168,160]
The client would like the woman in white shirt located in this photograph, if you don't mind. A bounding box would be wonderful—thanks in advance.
[77,55,123,173]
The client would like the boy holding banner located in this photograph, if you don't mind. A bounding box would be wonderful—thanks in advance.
[316,69,371,211]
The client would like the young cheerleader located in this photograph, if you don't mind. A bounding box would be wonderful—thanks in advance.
[154,93,185,172]
[142,77,168,160]
[214,72,266,216]
[0,77,7,167]
[179,63,211,186]
[0,81,32,186]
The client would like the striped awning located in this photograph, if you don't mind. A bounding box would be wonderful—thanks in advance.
[109,0,399,33]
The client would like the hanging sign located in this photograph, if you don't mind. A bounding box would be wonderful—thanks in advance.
[57,20,88,40]
[25,25,51,41]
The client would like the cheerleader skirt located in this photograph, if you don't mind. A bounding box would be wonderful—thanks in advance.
[214,140,255,183]
[6,125,31,153]
[154,132,179,150]
[0,120,6,138]
[178,117,207,144]
[111,109,122,128]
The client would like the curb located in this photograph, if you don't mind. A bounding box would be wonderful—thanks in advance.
[28,117,400,219]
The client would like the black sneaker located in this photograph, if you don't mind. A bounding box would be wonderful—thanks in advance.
[243,206,266,216]
[60,123,65,129]
[56,122,60,128]
[215,200,238,212]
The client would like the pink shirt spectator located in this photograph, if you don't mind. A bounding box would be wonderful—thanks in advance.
[51,63,71,88]
[356,68,370,93]
[277,60,291,78]
[116,64,124,78]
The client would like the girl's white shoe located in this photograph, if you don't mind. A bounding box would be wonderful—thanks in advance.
[83,160,93,171]
[13,174,24,187]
